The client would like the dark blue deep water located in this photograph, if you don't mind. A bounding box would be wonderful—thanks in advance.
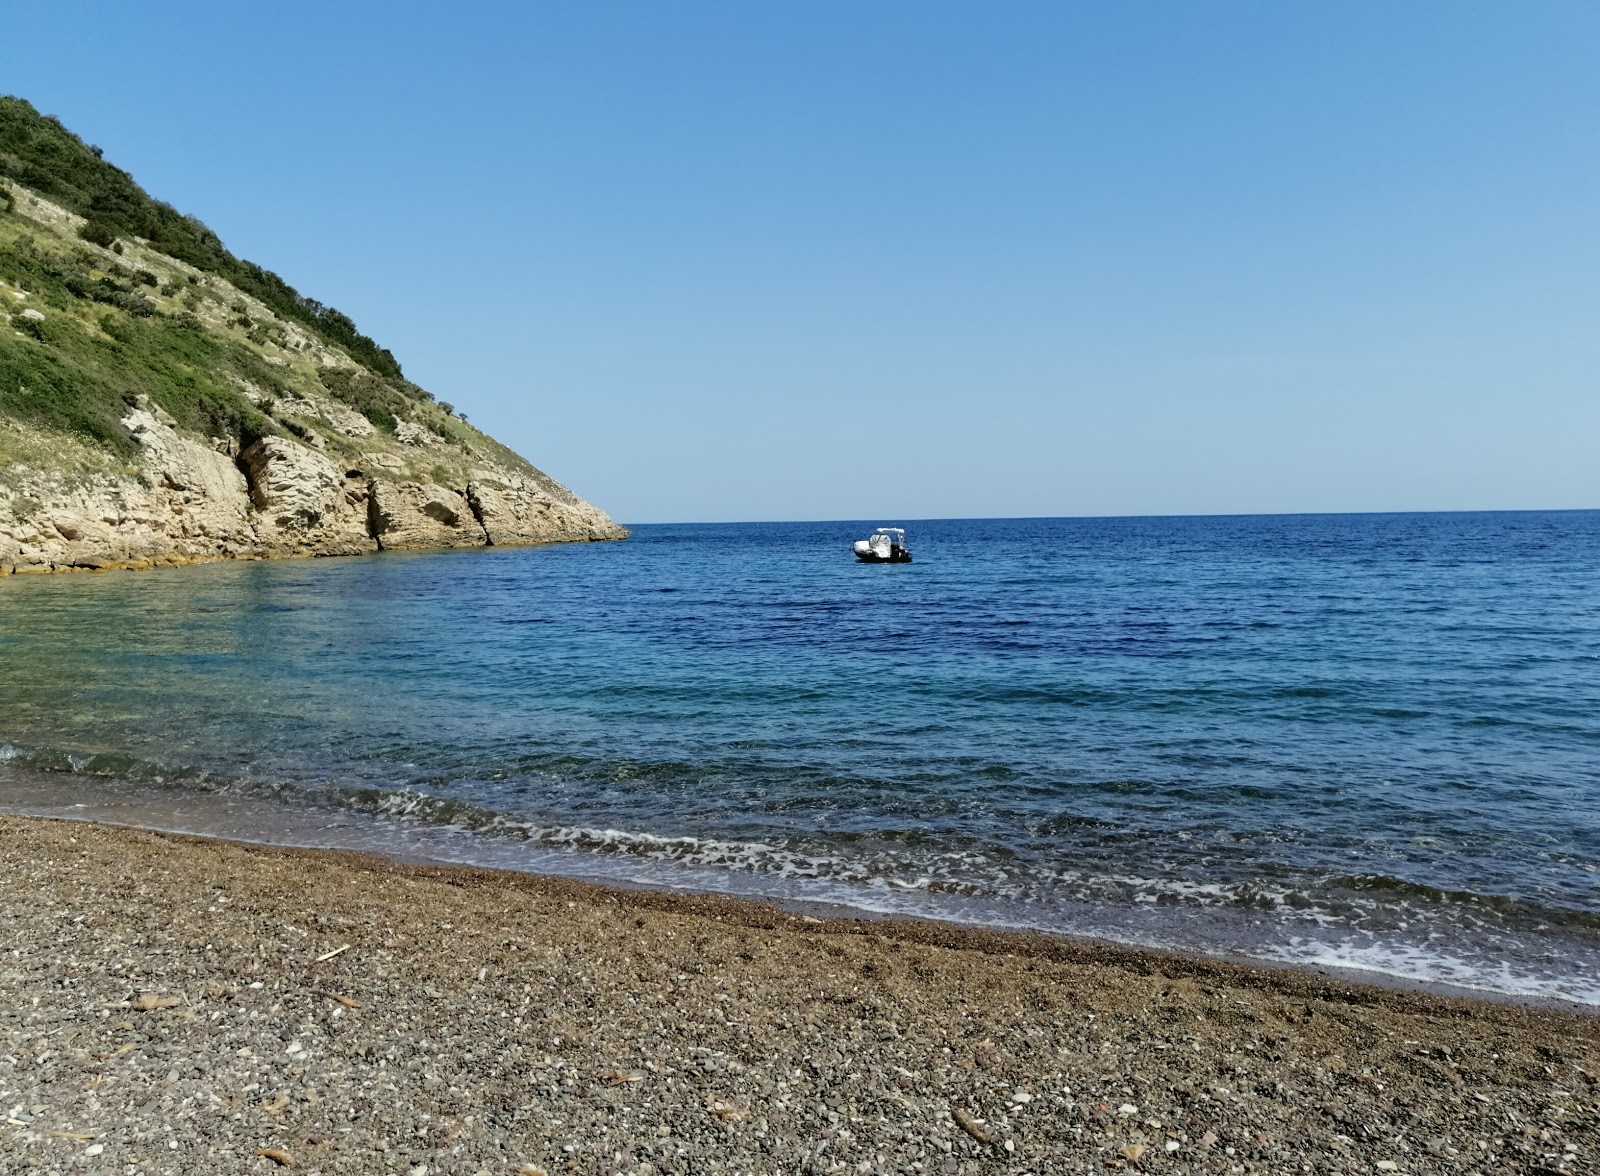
[2,513,1598,1002]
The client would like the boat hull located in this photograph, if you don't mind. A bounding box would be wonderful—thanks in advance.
[854,550,913,563]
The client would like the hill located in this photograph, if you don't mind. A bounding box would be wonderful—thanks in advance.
[0,96,624,573]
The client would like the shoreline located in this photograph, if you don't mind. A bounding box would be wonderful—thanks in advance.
[3,814,1596,1174]
[11,805,1597,1020]
[0,533,626,577]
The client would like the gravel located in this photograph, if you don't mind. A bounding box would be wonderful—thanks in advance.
[1,815,1596,1175]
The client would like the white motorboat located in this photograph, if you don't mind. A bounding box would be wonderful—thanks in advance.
[853,527,912,563]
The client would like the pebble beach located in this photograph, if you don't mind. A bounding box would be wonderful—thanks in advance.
[2,815,1596,1175]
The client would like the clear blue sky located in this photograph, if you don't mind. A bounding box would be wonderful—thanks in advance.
[5,2,1597,522]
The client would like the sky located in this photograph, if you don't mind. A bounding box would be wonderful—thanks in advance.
[3,2,1597,523]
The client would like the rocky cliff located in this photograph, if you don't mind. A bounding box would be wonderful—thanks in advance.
[0,100,625,574]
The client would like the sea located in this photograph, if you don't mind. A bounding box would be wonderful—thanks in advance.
[1,512,1597,1005]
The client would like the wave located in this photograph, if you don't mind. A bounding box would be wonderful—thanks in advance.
[4,736,1598,1005]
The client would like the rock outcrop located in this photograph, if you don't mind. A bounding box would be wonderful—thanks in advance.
[467,479,626,546]
[0,407,262,573]
[368,480,484,550]
[240,437,373,556]
[0,407,627,573]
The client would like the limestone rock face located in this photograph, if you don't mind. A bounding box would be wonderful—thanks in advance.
[120,408,259,546]
[368,480,485,550]
[240,437,374,555]
[467,480,629,546]
[0,408,258,573]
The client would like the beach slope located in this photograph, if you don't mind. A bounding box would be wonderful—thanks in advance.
[1,815,1595,1174]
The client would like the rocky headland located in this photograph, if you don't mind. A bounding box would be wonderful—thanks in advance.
[0,97,625,574]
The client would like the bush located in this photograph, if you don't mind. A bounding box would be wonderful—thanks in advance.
[78,220,119,248]
[110,289,156,317]
[362,405,398,434]
[134,269,157,287]
[318,365,410,436]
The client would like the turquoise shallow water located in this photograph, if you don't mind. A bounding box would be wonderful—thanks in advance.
[2,512,1597,1002]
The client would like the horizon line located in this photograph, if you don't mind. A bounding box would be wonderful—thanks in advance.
[619,506,1599,528]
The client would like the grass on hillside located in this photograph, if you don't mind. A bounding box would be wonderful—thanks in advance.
[0,145,543,489]
[0,96,406,381]
[0,195,476,468]
[0,225,278,457]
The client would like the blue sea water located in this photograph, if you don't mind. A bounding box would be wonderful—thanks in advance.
[1,512,1597,1003]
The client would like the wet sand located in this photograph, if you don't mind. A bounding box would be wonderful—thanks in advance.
[1,814,1595,1175]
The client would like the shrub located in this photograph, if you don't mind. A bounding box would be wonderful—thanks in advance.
[134,268,157,287]
[13,311,45,340]
[110,289,156,317]
[318,365,410,436]
[79,220,119,248]
[362,405,397,433]
[99,312,132,342]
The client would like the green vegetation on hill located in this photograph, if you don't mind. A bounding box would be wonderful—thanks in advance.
[0,228,278,457]
[0,97,482,466]
[0,96,402,379]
